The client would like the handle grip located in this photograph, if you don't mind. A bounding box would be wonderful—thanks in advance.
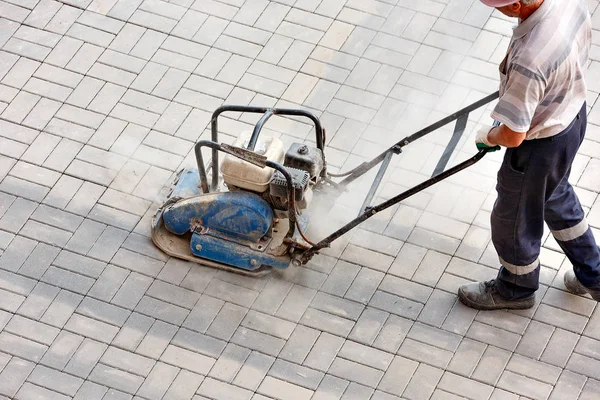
[476,142,501,152]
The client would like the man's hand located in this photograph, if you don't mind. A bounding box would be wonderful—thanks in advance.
[475,123,527,149]
[476,125,496,148]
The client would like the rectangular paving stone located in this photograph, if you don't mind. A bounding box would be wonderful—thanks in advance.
[199,377,253,400]
[5,315,60,345]
[136,320,178,360]
[208,342,250,382]
[231,326,285,357]
[147,280,200,310]
[73,381,108,400]
[300,308,355,337]
[172,328,226,358]
[0,332,48,362]
[41,266,94,295]
[112,248,164,277]
[549,370,587,400]
[472,345,512,386]
[41,289,83,328]
[369,291,423,320]
[0,197,37,233]
[134,295,189,326]
[17,281,60,319]
[65,219,106,255]
[161,369,203,400]
[328,357,384,388]
[160,345,215,375]
[89,363,144,394]
[0,357,35,398]
[100,346,155,377]
[269,359,324,390]
[77,297,130,326]
[20,220,72,247]
[515,320,554,359]
[111,272,153,310]
[183,294,223,334]
[466,321,521,352]
[0,269,36,295]
[53,250,106,279]
[111,312,154,352]
[497,370,553,400]
[88,226,128,263]
[279,325,320,364]
[137,362,180,400]
[27,364,84,397]
[0,234,37,272]
[206,303,248,340]
[64,314,119,344]
[506,354,561,385]
[541,328,579,368]
[64,338,108,379]
[40,330,83,370]
[258,376,313,400]
[15,383,70,400]
[399,337,453,369]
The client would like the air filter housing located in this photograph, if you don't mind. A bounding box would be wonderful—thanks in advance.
[269,167,310,203]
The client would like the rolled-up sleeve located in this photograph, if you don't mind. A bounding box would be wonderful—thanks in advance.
[491,66,546,133]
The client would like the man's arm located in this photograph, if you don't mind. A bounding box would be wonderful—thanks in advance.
[486,124,527,148]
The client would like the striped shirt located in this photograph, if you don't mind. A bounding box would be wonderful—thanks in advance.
[491,0,592,139]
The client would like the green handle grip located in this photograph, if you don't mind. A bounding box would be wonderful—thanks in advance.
[477,142,501,152]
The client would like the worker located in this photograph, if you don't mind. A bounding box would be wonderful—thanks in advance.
[458,0,600,310]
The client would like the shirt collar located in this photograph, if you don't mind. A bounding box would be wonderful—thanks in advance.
[512,0,555,39]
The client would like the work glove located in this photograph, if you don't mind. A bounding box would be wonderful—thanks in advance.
[475,125,500,152]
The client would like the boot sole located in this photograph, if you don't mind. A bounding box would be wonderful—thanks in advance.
[458,289,535,311]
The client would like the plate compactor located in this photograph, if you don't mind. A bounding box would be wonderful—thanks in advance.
[151,92,501,276]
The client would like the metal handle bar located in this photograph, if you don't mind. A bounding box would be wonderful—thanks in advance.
[208,106,326,191]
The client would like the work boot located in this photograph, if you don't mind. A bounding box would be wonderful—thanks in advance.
[564,270,600,301]
[458,279,535,310]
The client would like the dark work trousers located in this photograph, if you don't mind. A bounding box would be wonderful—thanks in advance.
[492,102,600,300]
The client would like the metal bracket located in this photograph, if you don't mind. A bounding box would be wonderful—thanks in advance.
[220,143,268,168]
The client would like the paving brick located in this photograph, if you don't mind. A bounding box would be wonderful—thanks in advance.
[0,356,35,398]
[497,370,553,400]
[159,344,215,375]
[472,345,511,386]
[0,332,48,362]
[65,313,119,344]
[28,364,84,396]
[197,377,252,400]
[208,342,250,382]
[172,328,226,359]
[0,268,37,295]
[62,338,107,379]
[72,381,107,400]
[15,382,71,400]
[258,376,314,400]
[40,289,82,328]
[5,314,60,347]
[180,294,220,333]
[17,281,60,319]
[89,363,144,394]
[228,349,273,391]
[100,346,155,377]
[40,330,83,370]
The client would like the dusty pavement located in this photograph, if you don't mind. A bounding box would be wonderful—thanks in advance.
[1,0,600,399]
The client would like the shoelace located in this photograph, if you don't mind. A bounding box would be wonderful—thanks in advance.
[484,279,497,292]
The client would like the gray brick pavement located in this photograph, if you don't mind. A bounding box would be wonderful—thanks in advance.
[0,0,599,399]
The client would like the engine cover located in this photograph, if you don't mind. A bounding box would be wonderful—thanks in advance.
[284,143,324,180]
[270,167,310,202]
